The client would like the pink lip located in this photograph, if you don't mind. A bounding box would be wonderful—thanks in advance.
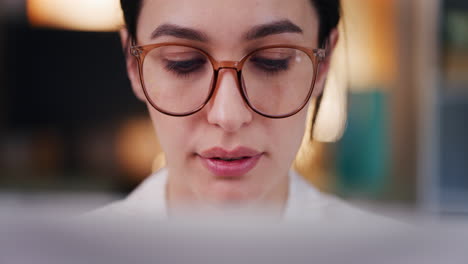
[198,147,263,177]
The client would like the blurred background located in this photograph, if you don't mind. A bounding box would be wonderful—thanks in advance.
[0,0,467,218]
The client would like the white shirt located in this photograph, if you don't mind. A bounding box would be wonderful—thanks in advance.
[89,168,395,224]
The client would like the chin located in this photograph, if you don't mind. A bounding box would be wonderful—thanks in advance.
[204,182,257,207]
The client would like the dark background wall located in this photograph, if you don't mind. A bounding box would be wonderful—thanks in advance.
[1,19,147,193]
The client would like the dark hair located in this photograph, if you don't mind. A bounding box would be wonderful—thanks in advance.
[120,0,341,47]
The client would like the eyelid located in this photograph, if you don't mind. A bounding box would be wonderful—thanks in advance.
[249,56,291,65]
[160,51,205,61]
[164,59,207,76]
[253,49,295,59]
[249,57,289,70]
[157,45,205,57]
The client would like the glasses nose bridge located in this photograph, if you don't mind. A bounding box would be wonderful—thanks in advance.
[209,60,247,110]
[208,60,253,128]
[211,60,243,94]
[214,60,241,71]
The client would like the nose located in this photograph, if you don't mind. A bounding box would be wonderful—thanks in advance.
[206,68,253,132]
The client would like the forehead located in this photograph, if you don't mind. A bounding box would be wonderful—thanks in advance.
[137,0,318,47]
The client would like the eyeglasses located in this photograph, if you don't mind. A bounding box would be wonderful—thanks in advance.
[130,43,326,118]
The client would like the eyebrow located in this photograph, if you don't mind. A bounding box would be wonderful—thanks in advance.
[244,19,303,40]
[150,19,303,42]
[150,23,209,42]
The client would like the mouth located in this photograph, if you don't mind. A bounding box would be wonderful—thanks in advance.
[198,147,263,177]
[210,157,251,161]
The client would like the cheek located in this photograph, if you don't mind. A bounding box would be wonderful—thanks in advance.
[268,109,308,167]
[148,108,194,161]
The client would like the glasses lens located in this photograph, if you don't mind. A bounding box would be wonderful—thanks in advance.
[242,48,314,116]
[142,45,213,114]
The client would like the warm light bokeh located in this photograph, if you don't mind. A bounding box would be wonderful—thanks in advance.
[27,0,124,31]
[116,117,162,181]
[341,0,398,90]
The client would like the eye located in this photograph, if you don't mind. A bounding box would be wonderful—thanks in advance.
[164,57,208,77]
[249,56,291,74]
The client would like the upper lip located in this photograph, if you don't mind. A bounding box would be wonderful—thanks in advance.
[199,146,262,159]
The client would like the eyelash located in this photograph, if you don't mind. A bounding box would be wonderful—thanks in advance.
[164,58,207,77]
[163,56,291,78]
[249,57,290,74]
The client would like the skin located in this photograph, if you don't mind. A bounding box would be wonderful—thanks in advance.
[122,0,338,216]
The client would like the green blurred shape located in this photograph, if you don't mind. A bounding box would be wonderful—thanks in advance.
[336,91,390,198]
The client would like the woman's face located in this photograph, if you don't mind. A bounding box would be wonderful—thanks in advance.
[126,0,328,209]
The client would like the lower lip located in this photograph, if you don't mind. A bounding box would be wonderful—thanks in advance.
[199,154,263,177]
